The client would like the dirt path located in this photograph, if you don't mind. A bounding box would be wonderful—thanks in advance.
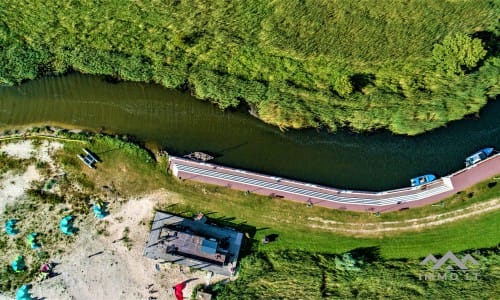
[308,198,500,235]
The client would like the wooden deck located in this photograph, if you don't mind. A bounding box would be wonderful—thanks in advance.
[169,153,500,212]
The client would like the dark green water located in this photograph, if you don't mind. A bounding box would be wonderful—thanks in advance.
[1,73,499,190]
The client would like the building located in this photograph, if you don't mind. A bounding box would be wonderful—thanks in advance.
[144,211,243,276]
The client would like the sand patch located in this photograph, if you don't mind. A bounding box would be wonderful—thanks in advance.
[0,165,40,215]
[0,140,35,160]
[0,139,64,214]
[0,139,62,162]
[27,190,224,300]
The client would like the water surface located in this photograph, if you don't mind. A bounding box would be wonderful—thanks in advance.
[1,73,498,190]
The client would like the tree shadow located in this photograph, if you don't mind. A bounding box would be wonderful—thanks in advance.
[350,73,375,92]
[215,216,236,223]
[349,246,381,263]
[472,31,499,60]
[256,227,270,231]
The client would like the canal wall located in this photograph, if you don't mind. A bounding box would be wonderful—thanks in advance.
[169,153,500,212]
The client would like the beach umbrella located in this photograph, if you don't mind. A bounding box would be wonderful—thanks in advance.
[15,284,34,300]
[27,233,41,249]
[59,216,75,235]
[93,202,107,218]
[11,256,25,272]
[40,262,54,280]
[5,219,19,235]
[40,263,52,273]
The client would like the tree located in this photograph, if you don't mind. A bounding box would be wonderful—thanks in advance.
[333,75,353,97]
[432,33,487,75]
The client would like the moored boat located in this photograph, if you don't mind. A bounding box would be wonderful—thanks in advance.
[410,174,436,187]
[183,151,214,162]
[465,148,494,167]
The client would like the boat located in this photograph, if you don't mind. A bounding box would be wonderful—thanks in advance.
[183,152,214,162]
[465,147,494,167]
[410,174,436,187]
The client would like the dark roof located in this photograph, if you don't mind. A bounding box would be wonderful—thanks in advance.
[201,239,218,255]
[144,212,244,276]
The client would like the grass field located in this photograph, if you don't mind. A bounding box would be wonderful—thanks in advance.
[215,247,500,299]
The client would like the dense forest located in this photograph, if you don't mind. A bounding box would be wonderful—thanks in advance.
[0,1,498,135]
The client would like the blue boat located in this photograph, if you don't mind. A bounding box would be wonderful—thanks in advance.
[410,174,436,187]
[465,147,494,167]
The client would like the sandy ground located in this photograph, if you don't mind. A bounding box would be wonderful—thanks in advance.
[26,191,222,300]
[0,140,61,214]
[0,166,40,215]
[1,140,222,299]
[0,139,62,162]
[1,190,223,300]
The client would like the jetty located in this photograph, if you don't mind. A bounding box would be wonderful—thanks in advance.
[169,153,500,212]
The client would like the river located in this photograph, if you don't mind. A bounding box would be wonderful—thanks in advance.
[1,73,498,190]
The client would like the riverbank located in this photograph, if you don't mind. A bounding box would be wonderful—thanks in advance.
[1,128,498,250]
[1,1,498,136]
[169,153,500,212]
[1,128,499,299]
[2,79,500,192]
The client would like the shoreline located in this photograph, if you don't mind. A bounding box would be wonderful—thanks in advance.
[0,133,224,299]
[169,154,500,212]
[2,126,499,213]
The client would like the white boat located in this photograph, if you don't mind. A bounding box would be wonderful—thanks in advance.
[465,148,494,167]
